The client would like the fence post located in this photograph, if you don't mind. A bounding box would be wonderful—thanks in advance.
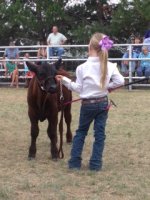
[128,44,132,91]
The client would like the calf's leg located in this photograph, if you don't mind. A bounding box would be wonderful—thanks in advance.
[64,105,72,143]
[28,119,39,160]
[47,118,59,160]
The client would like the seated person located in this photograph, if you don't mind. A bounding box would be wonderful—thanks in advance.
[133,36,142,57]
[37,40,47,60]
[121,47,137,76]
[23,53,30,74]
[47,26,67,58]
[0,62,3,69]
[136,46,150,77]
[23,53,34,87]
[3,41,19,88]
[143,30,150,52]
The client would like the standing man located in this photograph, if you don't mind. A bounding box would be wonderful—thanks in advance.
[47,26,67,58]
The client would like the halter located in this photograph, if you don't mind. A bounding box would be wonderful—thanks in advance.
[35,75,55,92]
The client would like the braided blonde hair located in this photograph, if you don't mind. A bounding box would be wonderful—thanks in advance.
[89,32,108,89]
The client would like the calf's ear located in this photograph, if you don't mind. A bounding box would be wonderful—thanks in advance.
[55,58,62,70]
[26,62,39,73]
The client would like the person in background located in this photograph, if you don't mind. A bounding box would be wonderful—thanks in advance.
[55,32,124,171]
[37,40,47,61]
[136,46,150,77]
[23,53,34,88]
[47,26,67,58]
[23,53,30,74]
[121,47,137,76]
[3,40,19,88]
[143,30,150,52]
[129,34,135,44]
[133,36,142,57]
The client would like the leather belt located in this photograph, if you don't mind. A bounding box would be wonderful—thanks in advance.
[82,96,108,105]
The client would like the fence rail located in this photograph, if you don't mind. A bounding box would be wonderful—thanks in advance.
[0,43,150,90]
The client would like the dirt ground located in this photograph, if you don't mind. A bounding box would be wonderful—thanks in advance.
[0,88,150,200]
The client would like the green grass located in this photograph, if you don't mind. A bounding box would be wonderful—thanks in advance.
[0,88,150,200]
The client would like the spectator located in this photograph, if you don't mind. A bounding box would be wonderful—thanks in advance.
[37,40,47,61]
[129,34,135,44]
[121,47,137,76]
[47,26,67,58]
[143,30,150,52]
[133,36,142,57]
[23,53,30,74]
[136,46,150,77]
[3,40,19,88]
[23,53,34,88]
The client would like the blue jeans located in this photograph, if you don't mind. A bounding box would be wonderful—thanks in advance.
[49,47,64,58]
[121,62,136,76]
[68,98,108,171]
[137,66,150,77]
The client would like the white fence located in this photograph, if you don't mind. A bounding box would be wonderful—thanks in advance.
[0,43,150,90]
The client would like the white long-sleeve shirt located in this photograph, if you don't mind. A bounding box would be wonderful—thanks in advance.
[62,57,124,99]
[47,32,67,45]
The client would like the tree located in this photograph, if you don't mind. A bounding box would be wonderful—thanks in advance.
[0,0,115,44]
[0,0,149,45]
[0,0,67,45]
[64,0,114,44]
[110,0,150,42]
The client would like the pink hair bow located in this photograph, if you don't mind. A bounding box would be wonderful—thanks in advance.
[99,36,114,51]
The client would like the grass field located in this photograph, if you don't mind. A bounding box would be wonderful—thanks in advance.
[0,88,150,200]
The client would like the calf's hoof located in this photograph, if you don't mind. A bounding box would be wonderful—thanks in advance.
[66,138,72,144]
[66,139,72,144]
[52,157,58,162]
[28,154,36,161]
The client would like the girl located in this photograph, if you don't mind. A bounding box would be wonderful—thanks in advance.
[56,32,124,171]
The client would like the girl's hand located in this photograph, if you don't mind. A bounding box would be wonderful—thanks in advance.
[108,88,113,93]
[55,75,63,82]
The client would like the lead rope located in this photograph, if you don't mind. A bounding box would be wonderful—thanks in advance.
[106,99,117,110]
[59,79,64,102]
[58,79,64,159]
